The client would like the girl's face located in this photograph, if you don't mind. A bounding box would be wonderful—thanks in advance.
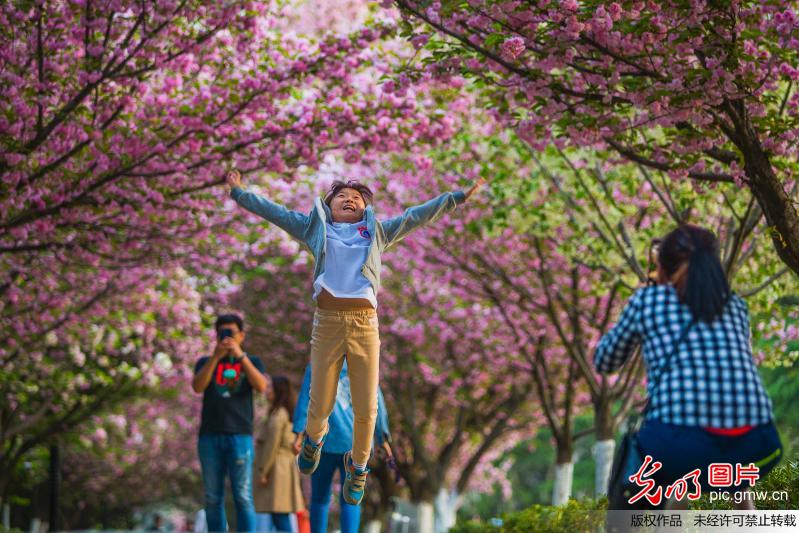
[330,187,366,223]
[265,379,275,403]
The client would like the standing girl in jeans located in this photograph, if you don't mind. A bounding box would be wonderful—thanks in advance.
[225,169,483,504]
[595,224,782,509]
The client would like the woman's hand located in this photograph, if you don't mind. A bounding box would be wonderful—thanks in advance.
[259,471,269,486]
[292,433,303,455]
[225,169,242,194]
[464,177,487,201]
[381,441,394,459]
[380,442,401,483]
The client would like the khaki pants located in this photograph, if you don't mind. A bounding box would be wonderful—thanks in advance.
[304,308,380,466]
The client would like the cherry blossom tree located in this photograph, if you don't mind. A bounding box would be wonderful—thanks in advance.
[0,269,205,498]
[6,0,798,526]
[389,116,797,507]
[59,393,201,529]
[392,0,799,277]
[0,0,435,361]
[443,133,797,500]
[0,0,454,512]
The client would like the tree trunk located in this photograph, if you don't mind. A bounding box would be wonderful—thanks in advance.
[593,439,615,498]
[433,488,460,533]
[48,444,60,533]
[551,436,575,506]
[0,471,11,504]
[551,461,574,506]
[593,398,617,497]
[364,519,382,533]
[743,149,799,276]
[415,501,435,533]
[726,100,799,276]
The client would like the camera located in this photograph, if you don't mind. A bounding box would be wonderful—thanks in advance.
[218,327,234,341]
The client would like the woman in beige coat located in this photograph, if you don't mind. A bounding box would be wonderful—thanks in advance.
[254,376,305,532]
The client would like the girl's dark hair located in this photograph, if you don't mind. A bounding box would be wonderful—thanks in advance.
[658,224,730,323]
[324,180,374,206]
[269,376,297,422]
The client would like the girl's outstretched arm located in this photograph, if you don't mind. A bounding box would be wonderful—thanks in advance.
[382,178,486,247]
[226,169,311,242]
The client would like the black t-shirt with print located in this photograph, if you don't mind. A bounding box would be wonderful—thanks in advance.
[194,355,266,435]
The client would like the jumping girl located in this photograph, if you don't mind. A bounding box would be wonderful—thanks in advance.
[225,169,484,504]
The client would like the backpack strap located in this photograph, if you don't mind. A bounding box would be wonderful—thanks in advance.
[642,316,695,416]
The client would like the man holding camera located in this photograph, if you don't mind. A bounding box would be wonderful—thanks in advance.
[192,314,268,532]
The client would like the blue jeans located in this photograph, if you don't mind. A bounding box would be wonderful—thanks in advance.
[198,433,257,532]
[271,513,292,532]
[638,420,782,493]
[255,514,274,532]
[310,453,360,533]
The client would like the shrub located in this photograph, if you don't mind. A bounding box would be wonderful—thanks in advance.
[451,498,606,533]
[453,460,798,531]
[691,459,799,510]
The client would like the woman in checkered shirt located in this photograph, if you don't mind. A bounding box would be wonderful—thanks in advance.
[595,224,782,509]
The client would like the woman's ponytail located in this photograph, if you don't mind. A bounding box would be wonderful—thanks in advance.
[659,225,730,323]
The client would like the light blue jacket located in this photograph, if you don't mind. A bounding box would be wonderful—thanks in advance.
[292,362,391,454]
[230,186,466,294]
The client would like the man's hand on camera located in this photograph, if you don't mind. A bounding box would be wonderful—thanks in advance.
[212,342,228,360]
[220,337,244,360]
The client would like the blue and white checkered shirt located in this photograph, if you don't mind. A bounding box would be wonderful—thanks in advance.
[594,285,773,428]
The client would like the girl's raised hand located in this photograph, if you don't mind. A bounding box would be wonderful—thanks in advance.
[464,177,487,201]
[225,169,242,194]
